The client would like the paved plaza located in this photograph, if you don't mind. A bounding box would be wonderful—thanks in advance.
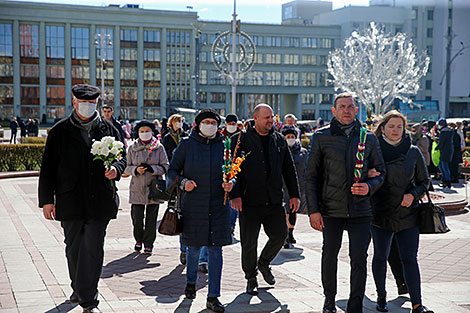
[0,175,469,313]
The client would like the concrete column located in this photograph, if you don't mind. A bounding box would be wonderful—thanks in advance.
[137,26,144,119]
[89,24,96,86]
[160,28,167,117]
[225,90,230,113]
[190,28,196,108]
[39,21,46,121]
[64,23,72,115]
[12,20,20,117]
[113,25,120,117]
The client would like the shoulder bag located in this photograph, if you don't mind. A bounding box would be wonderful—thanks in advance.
[158,177,183,236]
[419,189,450,234]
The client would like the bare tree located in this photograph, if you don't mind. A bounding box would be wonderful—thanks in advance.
[328,22,430,115]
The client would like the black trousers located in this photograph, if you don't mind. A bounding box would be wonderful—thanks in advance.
[9,130,17,144]
[61,219,109,308]
[388,235,405,286]
[130,204,159,248]
[239,204,287,280]
[322,216,371,313]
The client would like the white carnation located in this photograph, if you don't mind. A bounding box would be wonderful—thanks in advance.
[110,147,121,155]
[113,141,124,150]
[101,136,115,146]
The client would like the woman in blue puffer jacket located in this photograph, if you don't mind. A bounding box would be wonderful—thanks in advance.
[167,108,232,313]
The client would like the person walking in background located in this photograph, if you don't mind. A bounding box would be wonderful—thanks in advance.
[38,84,127,313]
[230,104,300,296]
[283,113,301,139]
[101,105,127,148]
[124,120,169,255]
[9,117,18,144]
[305,93,385,313]
[167,108,232,313]
[369,110,433,313]
[19,119,27,138]
[435,118,454,188]
[411,123,430,167]
[449,122,463,183]
[162,113,188,265]
[282,128,308,249]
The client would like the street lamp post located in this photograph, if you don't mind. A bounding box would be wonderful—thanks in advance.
[94,33,112,104]
[231,0,237,115]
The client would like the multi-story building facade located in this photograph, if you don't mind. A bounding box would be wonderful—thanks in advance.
[0,1,340,122]
[282,0,470,118]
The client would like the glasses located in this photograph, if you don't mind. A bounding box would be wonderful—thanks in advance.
[201,120,218,126]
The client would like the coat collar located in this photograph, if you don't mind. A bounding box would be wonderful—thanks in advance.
[329,117,362,136]
[246,119,275,136]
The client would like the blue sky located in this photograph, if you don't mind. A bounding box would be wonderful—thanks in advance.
[15,0,370,23]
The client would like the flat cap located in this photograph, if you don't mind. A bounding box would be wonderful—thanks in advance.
[72,84,101,100]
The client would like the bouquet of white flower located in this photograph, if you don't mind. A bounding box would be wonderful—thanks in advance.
[91,136,124,170]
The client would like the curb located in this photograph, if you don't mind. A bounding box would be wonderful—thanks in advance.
[0,171,40,179]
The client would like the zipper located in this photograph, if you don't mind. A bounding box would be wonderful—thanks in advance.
[345,133,353,217]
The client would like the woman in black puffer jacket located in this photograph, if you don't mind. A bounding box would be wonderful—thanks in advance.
[369,110,433,313]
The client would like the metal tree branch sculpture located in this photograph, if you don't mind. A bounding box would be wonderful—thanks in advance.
[328,22,430,115]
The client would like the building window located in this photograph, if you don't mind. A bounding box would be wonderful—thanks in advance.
[246,71,263,86]
[46,86,65,105]
[319,94,332,104]
[319,109,332,120]
[319,73,332,87]
[302,109,315,120]
[0,86,14,105]
[301,93,315,104]
[302,72,316,87]
[318,55,328,65]
[199,92,207,103]
[284,72,299,86]
[319,38,333,49]
[211,92,226,103]
[96,27,114,60]
[144,49,160,62]
[72,27,89,60]
[0,23,13,57]
[284,37,300,48]
[266,36,281,47]
[427,9,434,20]
[266,72,281,86]
[266,53,281,64]
[284,54,299,65]
[301,38,317,48]
[252,35,264,46]
[121,28,137,42]
[210,70,225,85]
[144,88,160,107]
[46,25,65,59]
[255,53,263,64]
[284,6,293,19]
[427,28,433,38]
[302,55,317,65]
[20,86,40,105]
[425,80,432,89]
[144,68,160,82]
[20,24,39,58]
[200,70,207,85]
[144,30,160,43]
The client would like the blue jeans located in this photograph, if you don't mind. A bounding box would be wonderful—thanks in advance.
[230,206,238,229]
[186,246,223,297]
[371,225,422,306]
[181,236,209,264]
[438,160,451,182]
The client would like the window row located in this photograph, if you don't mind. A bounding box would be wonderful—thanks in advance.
[199,51,329,66]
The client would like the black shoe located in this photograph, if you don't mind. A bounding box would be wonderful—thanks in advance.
[144,247,152,255]
[412,305,434,313]
[258,261,275,285]
[198,263,208,274]
[428,184,434,191]
[206,297,225,312]
[376,297,388,312]
[288,229,296,244]
[82,307,102,313]
[180,252,186,265]
[397,282,408,295]
[283,239,293,249]
[323,298,336,313]
[246,278,258,295]
[69,292,79,303]
[134,242,142,252]
[184,283,196,299]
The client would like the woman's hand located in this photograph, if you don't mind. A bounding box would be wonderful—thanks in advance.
[185,180,197,192]
[367,168,381,178]
[401,193,414,207]
[351,182,369,196]
[136,166,146,175]
[222,182,233,192]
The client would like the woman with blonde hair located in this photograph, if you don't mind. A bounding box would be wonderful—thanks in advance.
[162,114,186,162]
[369,110,433,313]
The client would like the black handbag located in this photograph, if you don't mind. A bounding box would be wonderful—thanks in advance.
[419,190,450,234]
[148,177,170,201]
[158,179,182,236]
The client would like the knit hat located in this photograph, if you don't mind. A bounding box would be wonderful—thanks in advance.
[438,118,447,127]
[225,113,238,124]
[135,120,155,133]
[282,128,298,137]
[195,108,221,126]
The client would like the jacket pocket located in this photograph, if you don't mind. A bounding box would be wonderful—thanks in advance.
[56,177,77,195]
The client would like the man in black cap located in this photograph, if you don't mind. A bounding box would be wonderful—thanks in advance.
[39,84,127,313]
[229,103,300,295]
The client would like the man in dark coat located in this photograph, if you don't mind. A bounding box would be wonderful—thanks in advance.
[38,84,126,313]
[9,117,18,143]
[101,105,127,148]
[435,118,453,188]
[230,104,300,296]
[305,93,386,313]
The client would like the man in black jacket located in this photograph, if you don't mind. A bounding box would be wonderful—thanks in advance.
[230,104,300,296]
[435,118,454,188]
[38,84,126,313]
[101,104,127,148]
[306,93,385,313]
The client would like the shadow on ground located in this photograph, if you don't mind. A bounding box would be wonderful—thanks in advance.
[101,252,160,278]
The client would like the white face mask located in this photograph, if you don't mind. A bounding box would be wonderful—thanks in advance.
[139,131,153,142]
[77,101,97,118]
[286,138,297,147]
[200,124,218,137]
[176,121,183,129]
[226,125,238,134]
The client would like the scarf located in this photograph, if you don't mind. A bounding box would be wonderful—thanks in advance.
[382,133,402,147]
[338,120,356,136]
[70,110,100,146]
[379,133,411,163]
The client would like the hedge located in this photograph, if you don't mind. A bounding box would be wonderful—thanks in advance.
[0,144,45,171]
[19,137,47,144]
